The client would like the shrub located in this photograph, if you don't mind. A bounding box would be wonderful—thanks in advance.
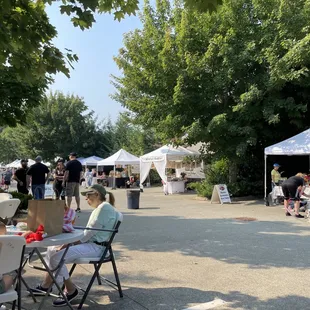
[149,169,162,185]
[205,158,230,185]
[190,181,214,198]
[10,191,33,210]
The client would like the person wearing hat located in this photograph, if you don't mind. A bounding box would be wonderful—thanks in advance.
[13,159,29,194]
[63,152,83,212]
[29,184,119,307]
[271,163,281,189]
[27,156,50,199]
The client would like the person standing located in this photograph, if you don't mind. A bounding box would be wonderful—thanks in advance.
[85,169,92,188]
[64,152,83,212]
[271,163,281,189]
[13,159,29,194]
[281,173,306,218]
[53,159,66,200]
[271,163,281,205]
[27,156,50,200]
[3,169,12,191]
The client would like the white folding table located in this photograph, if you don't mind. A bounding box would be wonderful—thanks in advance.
[6,228,84,310]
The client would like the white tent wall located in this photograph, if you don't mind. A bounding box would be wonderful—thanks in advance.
[140,157,167,184]
[264,129,310,202]
[140,145,199,185]
[140,161,153,185]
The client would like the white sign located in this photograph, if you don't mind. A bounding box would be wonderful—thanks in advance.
[211,184,231,204]
[44,184,54,198]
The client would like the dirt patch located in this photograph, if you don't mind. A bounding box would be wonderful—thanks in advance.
[234,217,257,222]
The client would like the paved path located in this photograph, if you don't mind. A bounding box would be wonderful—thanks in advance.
[19,187,310,309]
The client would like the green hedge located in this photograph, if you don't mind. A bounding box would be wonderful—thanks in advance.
[191,158,263,198]
[10,191,33,210]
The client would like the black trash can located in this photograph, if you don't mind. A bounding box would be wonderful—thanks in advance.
[127,189,140,209]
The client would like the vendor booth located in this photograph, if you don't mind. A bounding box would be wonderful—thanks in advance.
[264,128,310,204]
[97,149,140,189]
[140,145,201,194]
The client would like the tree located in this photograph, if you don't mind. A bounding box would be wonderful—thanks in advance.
[1,92,112,162]
[0,136,20,163]
[0,0,140,127]
[111,112,158,156]
[113,0,310,193]
[0,0,222,127]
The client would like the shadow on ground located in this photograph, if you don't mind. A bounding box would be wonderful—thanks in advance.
[20,271,310,310]
[82,286,310,310]
[113,213,310,269]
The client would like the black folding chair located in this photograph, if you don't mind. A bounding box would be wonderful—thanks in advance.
[71,212,123,309]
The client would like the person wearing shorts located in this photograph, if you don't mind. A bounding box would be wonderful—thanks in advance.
[64,153,83,212]
[3,170,12,191]
[281,174,305,218]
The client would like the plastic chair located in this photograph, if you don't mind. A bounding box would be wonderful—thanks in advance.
[0,235,26,310]
[0,194,12,201]
[71,212,123,309]
[0,200,20,221]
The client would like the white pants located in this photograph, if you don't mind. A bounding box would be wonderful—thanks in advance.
[45,243,103,282]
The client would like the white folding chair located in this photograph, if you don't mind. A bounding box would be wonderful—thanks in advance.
[0,235,26,310]
[71,211,123,309]
[0,194,12,201]
[0,200,20,223]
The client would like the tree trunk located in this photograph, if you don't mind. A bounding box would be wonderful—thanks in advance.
[229,162,238,183]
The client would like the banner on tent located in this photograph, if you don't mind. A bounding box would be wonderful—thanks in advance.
[141,156,165,162]
[211,184,231,204]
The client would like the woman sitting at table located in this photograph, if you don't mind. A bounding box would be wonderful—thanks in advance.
[29,184,119,307]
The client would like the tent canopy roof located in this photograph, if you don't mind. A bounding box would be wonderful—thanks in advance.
[265,129,310,155]
[97,149,139,166]
[141,145,199,162]
[5,158,49,168]
[79,156,103,166]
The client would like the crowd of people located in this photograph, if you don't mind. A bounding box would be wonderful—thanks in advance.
[1,152,84,213]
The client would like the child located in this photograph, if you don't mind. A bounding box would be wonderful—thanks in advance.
[63,205,76,232]
[0,222,14,295]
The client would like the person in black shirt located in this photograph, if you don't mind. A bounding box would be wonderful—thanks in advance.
[281,173,309,218]
[13,159,29,194]
[63,152,83,212]
[27,156,50,200]
[53,159,66,200]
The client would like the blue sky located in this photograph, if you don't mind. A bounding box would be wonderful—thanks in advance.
[46,5,142,122]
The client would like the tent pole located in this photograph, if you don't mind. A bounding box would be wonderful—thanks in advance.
[264,154,267,205]
[112,165,116,190]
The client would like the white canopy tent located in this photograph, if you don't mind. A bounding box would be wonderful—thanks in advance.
[97,149,140,188]
[6,159,35,168]
[5,160,20,168]
[79,156,103,166]
[140,145,199,185]
[5,159,50,168]
[264,128,310,199]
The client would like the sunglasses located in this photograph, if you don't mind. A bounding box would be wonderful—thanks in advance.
[86,191,97,198]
